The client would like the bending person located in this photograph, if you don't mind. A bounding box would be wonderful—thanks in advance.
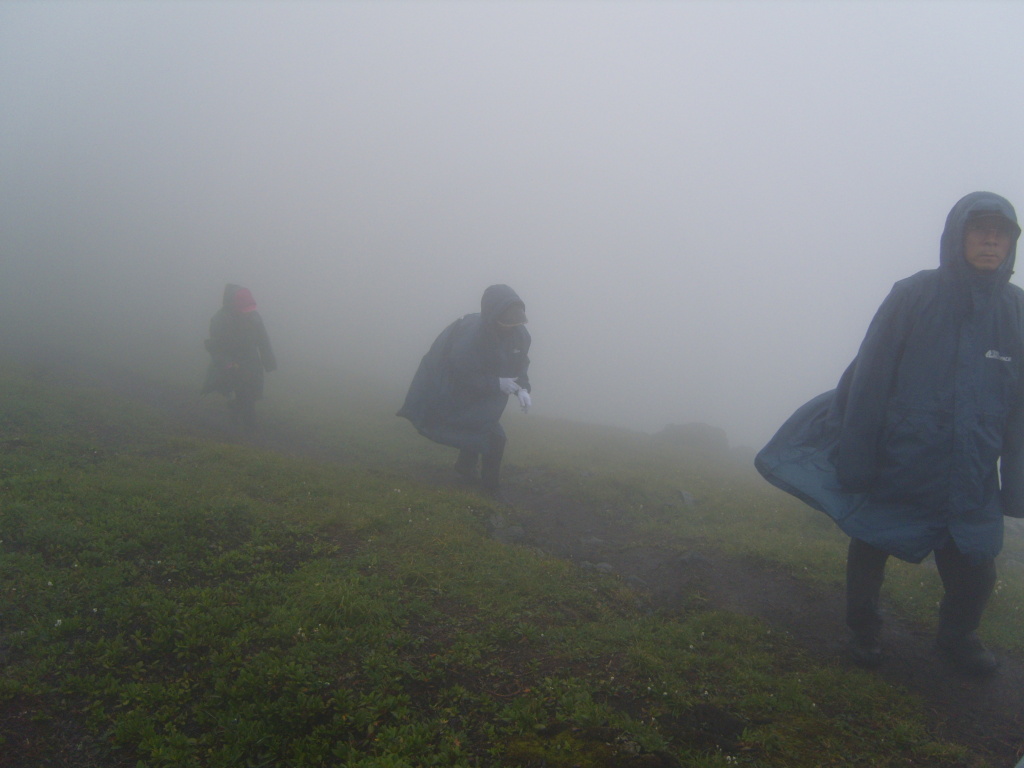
[398,284,532,500]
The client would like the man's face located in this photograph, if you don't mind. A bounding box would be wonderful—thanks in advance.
[963,214,1014,271]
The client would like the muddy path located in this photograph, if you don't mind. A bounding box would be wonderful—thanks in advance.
[20,357,1024,767]
[496,474,1024,767]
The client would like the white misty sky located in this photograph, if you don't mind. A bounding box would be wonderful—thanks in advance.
[3,1,1024,446]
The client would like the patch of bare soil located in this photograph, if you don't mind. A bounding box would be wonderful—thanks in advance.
[18,357,1024,767]
[497,477,1024,768]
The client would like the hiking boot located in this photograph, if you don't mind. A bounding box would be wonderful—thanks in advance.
[937,632,998,676]
[481,484,512,506]
[848,634,883,668]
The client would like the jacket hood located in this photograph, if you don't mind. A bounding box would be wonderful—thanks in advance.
[480,284,526,326]
[222,283,243,309]
[233,287,257,313]
[939,191,1021,285]
[222,283,258,312]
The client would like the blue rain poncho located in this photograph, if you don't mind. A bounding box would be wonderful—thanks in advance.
[756,192,1024,563]
[397,284,531,453]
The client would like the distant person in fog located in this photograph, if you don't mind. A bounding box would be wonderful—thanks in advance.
[756,192,1024,677]
[398,284,532,501]
[202,283,276,433]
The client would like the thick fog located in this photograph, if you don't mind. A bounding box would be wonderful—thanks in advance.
[3,1,1024,448]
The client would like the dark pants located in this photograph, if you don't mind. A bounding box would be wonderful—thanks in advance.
[228,394,257,433]
[846,537,996,640]
[456,432,507,491]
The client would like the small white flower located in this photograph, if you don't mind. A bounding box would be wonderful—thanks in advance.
[54,619,62,628]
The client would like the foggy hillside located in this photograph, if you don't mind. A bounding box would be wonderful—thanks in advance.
[3,1,1024,447]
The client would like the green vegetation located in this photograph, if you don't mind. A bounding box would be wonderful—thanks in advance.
[506,417,1024,655]
[1,363,1019,767]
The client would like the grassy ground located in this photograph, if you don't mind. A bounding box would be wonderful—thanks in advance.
[505,416,1024,655]
[0,362,1019,767]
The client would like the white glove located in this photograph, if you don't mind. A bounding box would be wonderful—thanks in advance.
[516,389,531,413]
[499,377,520,395]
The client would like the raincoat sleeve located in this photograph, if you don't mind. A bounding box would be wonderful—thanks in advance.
[836,284,913,491]
[449,336,502,395]
[515,327,532,392]
[1000,401,1024,517]
[517,366,532,392]
[998,293,1024,518]
[446,319,530,396]
[205,312,226,355]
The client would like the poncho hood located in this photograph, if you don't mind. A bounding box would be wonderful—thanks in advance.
[222,283,257,313]
[222,283,242,309]
[939,191,1021,286]
[480,284,526,327]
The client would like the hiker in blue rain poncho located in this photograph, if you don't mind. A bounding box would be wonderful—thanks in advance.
[398,284,532,499]
[202,284,276,433]
[756,192,1024,676]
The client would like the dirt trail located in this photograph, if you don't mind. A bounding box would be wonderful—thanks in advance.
[21,357,1024,767]
[258,404,1024,767]
[498,477,1024,767]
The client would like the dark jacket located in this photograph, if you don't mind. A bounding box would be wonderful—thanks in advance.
[756,192,1024,563]
[202,284,276,400]
[398,284,531,453]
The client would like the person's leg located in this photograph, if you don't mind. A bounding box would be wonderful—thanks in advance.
[454,450,480,481]
[845,538,889,666]
[230,369,259,434]
[236,395,257,434]
[480,431,507,494]
[935,539,998,675]
[935,538,996,636]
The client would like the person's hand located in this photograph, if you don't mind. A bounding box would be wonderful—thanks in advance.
[516,389,531,413]
[499,377,520,395]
